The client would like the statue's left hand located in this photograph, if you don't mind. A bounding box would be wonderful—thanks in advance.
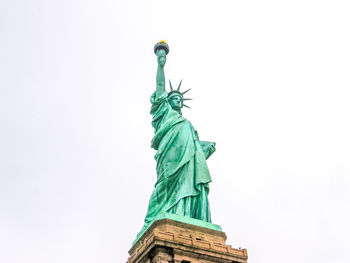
[209,143,216,153]
[199,141,216,159]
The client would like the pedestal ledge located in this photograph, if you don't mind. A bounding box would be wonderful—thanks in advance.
[133,213,222,246]
[128,214,248,263]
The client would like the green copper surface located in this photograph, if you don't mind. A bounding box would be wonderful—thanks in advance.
[138,41,216,237]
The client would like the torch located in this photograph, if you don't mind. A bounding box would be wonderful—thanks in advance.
[154,40,169,55]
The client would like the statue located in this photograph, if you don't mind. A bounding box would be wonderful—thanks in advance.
[140,41,216,234]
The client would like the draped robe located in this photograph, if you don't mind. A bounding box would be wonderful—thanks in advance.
[141,92,215,232]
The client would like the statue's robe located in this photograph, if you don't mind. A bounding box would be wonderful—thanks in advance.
[141,92,215,232]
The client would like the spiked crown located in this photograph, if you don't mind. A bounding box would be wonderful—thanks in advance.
[168,80,192,109]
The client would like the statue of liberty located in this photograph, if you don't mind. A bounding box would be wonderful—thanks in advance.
[140,41,216,234]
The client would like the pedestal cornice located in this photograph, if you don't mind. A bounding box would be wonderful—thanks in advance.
[128,215,248,263]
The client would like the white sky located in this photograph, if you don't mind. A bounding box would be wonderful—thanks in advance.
[1,0,349,262]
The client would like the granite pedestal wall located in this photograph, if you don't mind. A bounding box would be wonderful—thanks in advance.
[128,216,247,263]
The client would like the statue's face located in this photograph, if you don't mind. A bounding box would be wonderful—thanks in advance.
[157,49,166,66]
[169,94,183,111]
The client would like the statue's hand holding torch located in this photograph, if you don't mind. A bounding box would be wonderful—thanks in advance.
[154,40,169,67]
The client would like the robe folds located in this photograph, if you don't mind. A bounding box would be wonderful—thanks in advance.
[141,92,214,232]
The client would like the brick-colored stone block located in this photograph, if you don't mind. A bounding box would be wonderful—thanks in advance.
[127,218,248,263]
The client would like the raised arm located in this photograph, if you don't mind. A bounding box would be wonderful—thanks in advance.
[156,49,167,97]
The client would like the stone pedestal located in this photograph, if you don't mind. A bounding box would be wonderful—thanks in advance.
[128,215,248,263]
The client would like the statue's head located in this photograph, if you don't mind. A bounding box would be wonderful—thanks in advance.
[157,49,166,66]
[168,80,191,112]
[169,93,183,111]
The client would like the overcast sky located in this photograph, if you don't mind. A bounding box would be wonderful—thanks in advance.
[1,1,350,262]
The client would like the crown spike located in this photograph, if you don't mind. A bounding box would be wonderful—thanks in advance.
[169,80,173,91]
[183,104,191,109]
[183,98,192,101]
[181,88,191,95]
[177,80,183,91]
